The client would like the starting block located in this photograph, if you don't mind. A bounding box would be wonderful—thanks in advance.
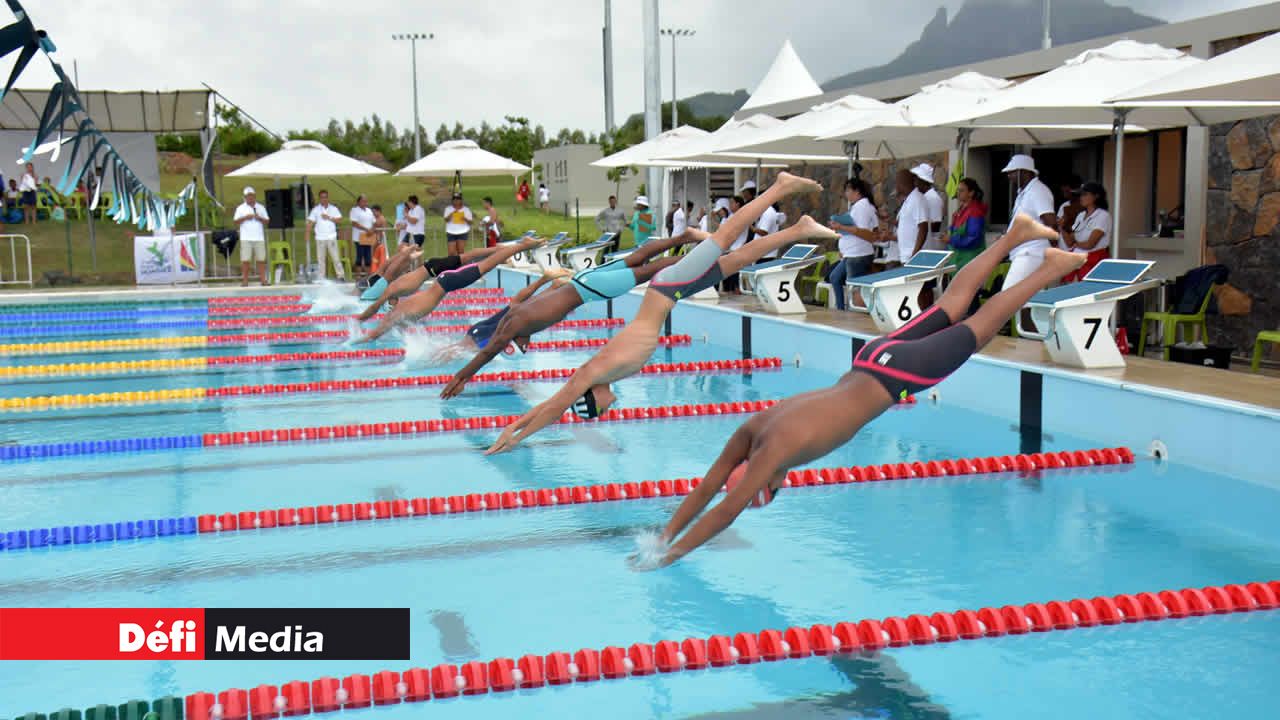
[502,231,538,270]
[739,244,822,314]
[1018,259,1159,369]
[848,250,956,333]
[561,233,617,271]
[530,233,569,272]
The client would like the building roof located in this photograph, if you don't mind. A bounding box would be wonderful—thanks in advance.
[737,2,1280,119]
[0,89,211,132]
[739,39,823,112]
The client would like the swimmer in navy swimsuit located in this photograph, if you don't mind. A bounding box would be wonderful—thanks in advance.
[486,172,837,455]
[354,236,544,343]
[439,233,700,399]
[638,213,1083,569]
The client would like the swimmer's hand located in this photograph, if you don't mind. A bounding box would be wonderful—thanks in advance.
[484,426,521,455]
[626,529,672,571]
[440,375,468,399]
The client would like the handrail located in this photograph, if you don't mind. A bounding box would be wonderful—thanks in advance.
[0,234,33,287]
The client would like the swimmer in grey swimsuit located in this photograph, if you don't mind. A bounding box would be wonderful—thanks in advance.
[486,172,838,455]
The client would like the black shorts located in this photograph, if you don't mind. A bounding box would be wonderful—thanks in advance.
[852,306,977,400]
[409,234,425,247]
[447,232,469,245]
[21,191,35,207]
[424,255,463,278]
[436,263,482,293]
[355,244,372,266]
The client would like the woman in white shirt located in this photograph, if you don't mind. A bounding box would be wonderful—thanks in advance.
[827,178,879,311]
[399,194,426,247]
[19,162,37,225]
[1059,181,1111,283]
[538,184,550,214]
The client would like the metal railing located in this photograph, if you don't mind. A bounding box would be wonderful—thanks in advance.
[0,234,32,287]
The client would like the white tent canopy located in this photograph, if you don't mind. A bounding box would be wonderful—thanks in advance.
[227,140,388,178]
[739,39,823,112]
[1108,31,1280,120]
[591,126,710,168]
[818,71,1120,157]
[0,88,210,132]
[708,94,888,162]
[397,139,529,177]
[656,114,812,165]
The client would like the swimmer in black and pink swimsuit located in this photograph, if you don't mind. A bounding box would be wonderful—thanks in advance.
[353,236,544,344]
[639,213,1085,570]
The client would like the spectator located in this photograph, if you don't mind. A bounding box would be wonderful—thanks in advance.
[400,194,426,248]
[673,201,693,237]
[369,205,392,276]
[595,195,628,239]
[233,186,269,286]
[1060,181,1111,283]
[516,179,531,211]
[350,194,376,276]
[306,189,344,281]
[630,195,655,246]
[722,195,749,293]
[537,183,550,213]
[482,196,502,247]
[1001,154,1056,289]
[946,178,989,271]
[443,192,474,256]
[746,182,784,258]
[665,202,678,236]
[18,162,37,225]
[827,178,879,310]
[5,180,19,209]
[912,163,944,249]
[39,177,64,221]
[701,197,729,232]
[885,169,928,269]
[1056,175,1083,251]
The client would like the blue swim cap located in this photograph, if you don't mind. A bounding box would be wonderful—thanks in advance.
[360,277,389,301]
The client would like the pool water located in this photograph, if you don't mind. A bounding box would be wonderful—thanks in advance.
[1,288,1278,719]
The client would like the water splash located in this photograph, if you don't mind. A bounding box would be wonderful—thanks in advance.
[306,279,359,315]
[627,529,670,572]
[401,331,464,367]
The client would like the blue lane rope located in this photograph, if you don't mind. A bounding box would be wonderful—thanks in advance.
[0,435,204,460]
[2,517,198,550]
[0,308,209,324]
[0,321,210,338]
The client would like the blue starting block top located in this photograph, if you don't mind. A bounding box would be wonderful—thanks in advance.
[741,244,820,275]
[1027,259,1157,307]
[848,250,955,286]
[571,233,617,251]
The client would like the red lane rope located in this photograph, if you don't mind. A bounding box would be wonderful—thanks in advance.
[205,318,625,346]
[207,297,510,316]
[189,447,1125,535]
[202,335,692,369]
[209,308,508,329]
[205,289,502,306]
[180,576,1276,718]
[201,393,755,450]
[206,357,781,400]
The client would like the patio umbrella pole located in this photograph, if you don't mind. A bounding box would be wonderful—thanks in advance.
[1110,109,1128,259]
[302,174,312,281]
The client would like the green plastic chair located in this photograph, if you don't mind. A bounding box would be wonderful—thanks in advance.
[807,251,840,306]
[267,239,293,283]
[1138,283,1221,360]
[1252,330,1280,372]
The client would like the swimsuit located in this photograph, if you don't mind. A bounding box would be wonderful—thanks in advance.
[466,307,509,349]
[649,238,725,301]
[424,255,463,278]
[852,305,977,401]
[570,259,639,303]
[436,263,483,293]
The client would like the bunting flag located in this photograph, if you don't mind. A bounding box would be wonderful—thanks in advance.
[0,0,192,230]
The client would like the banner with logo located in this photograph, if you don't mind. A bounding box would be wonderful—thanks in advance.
[134,233,204,285]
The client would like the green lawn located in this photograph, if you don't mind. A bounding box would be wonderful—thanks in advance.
[3,157,611,288]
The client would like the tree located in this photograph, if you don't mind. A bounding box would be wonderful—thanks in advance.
[214,105,280,156]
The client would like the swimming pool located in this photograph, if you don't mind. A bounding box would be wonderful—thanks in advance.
[2,275,1278,719]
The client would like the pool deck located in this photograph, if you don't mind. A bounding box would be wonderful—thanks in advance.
[704,293,1280,413]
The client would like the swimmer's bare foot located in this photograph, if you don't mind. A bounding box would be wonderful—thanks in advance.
[410,250,425,260]
[1042,247,1088,277]
[773,171,822,195]
[519,236,546,250]
[1003,212,1059,249]
[793,214,840,242]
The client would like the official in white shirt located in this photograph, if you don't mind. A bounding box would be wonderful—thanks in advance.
[671,201,690,237]
[18,162,37,225]
[400,194,426,247]
[349,195,376,275]
[892,170,929,267]
[912,163,945,250]
[1001,154,1057,289]
[233,186,270,286]
[306,189,344,281]
[1059,181,1112,283]
[827,178,879,311]
[742,181,784,258]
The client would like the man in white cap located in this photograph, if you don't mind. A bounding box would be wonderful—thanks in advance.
[1001,154,1057,290]
[233,186,269,286]
[912,163,945,250]
[701,197,730,232]
[890,169,929,269]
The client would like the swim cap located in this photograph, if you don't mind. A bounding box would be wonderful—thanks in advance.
[573,388,600,419]
[724,462,777,508]
[360,276,388,301]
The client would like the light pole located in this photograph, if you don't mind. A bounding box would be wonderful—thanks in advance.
[392,32,433,160]
[660,28,694,128]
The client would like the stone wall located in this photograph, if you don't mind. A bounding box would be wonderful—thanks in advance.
[1206,114,1280,353]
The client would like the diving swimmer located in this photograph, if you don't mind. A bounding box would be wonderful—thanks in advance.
[636,212,1083,569]
[484,171,835,455]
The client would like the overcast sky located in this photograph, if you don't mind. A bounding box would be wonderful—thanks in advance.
[17,0,1274,137]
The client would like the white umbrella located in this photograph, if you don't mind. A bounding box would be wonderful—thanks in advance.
[660,112,872,165]
[1108,31,1280,117]
[712,94,889,163]
[946,41,1222,257]
[591,126,710,168]
[396,139,530,181]
[228,139,388,272]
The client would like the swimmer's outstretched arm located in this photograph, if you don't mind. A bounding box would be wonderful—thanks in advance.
[658,425,754,542]
[484,365,601,454]
[354,284,445,344]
